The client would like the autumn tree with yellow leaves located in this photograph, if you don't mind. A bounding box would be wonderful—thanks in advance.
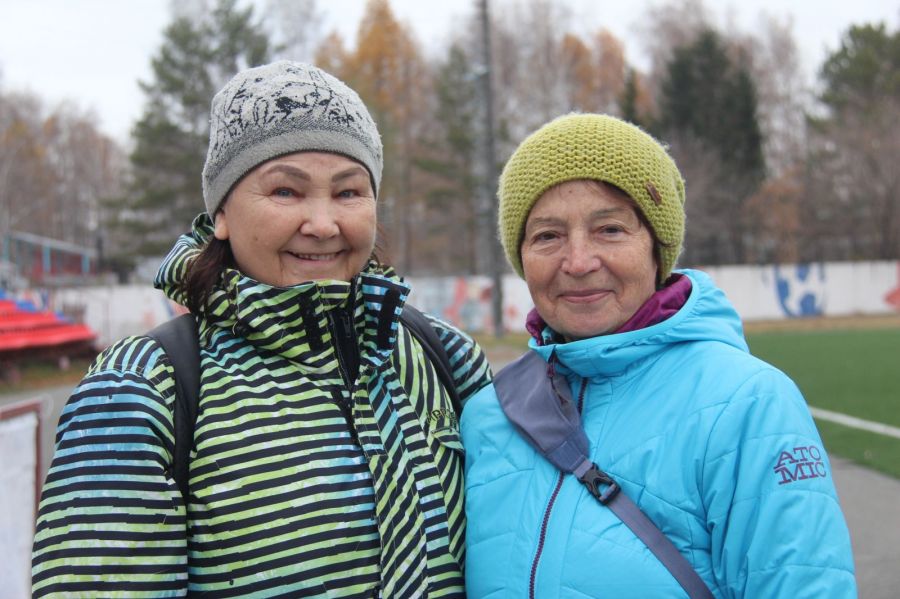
[328,0,433,272]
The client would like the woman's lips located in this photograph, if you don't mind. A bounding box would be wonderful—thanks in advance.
[559,289,610,303]
[285,250,343,261]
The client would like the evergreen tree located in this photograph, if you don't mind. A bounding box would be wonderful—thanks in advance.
[415,44,481,273]
[619,68,641,125]
[659,29,763,178]
[108,0,269,263]
[819,23,900,113]
[806,23,900,260]
[656,28,765,265]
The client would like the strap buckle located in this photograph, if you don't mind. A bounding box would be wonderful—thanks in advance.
[579,463,620,505]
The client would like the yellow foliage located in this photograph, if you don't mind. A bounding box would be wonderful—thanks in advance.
[346,0,428,124]
[561,34,594,110]
[593,29,626,112]
[313,30,349,78]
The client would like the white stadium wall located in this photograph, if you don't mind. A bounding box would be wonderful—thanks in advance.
[9,261,900,342]
[699,262,900,321]
[14,284,188,349]
[409,260,900,333]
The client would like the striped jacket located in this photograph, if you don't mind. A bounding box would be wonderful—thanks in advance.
[32,216,492,598]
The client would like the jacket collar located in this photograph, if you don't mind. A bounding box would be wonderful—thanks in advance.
[529,269,748,379]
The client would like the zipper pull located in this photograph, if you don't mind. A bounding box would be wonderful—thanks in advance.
[340,311,353,339]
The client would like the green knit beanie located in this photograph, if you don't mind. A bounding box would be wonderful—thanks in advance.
[498,113,686,283]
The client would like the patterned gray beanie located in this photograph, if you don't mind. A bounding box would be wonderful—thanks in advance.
[202,60,383,215]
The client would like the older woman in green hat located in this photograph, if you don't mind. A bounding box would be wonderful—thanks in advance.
[461,113,856,598]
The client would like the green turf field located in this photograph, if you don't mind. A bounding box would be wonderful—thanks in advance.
[747,327,900,478]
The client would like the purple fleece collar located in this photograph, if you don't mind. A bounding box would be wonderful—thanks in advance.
[525,273,692,344]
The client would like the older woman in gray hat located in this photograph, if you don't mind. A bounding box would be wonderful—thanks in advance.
[32,61,491,598]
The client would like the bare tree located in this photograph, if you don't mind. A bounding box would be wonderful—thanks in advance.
[741,13,809,177]
[42,104,125,247]
[0,91,124,260]
[0,92,51,239]
[491,0,575,149]
[803,23,900,261]
[665,133,732,267]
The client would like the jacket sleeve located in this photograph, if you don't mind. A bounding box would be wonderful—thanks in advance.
[31,336,188,598]
[424,314,493,404]
[702,366,857,598]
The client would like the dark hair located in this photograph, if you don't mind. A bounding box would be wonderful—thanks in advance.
[183,237,235,315]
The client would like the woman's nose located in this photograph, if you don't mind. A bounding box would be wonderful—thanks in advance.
[298,202,340,239]
[562,238,601,275]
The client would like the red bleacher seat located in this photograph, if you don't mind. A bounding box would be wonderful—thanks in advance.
[0,298,96,355]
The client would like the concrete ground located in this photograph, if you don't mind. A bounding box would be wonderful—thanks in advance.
[3,385,898,598]
[831,456,900,598]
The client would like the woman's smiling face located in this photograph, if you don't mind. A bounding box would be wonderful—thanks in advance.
[521,180,658,340]
[213,152,376,287]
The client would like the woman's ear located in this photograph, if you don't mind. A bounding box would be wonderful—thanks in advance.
[213,210,230,241]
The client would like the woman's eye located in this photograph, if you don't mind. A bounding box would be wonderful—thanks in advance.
[337,189,358,199]
[533,231,559,243]
[599,225,625,235]
[273,188,295,198]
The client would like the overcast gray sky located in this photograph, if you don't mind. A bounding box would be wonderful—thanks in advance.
[0,0,897,143]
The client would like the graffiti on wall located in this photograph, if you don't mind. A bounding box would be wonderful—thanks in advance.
[774,264,827,318]
[885,263,900,311]
[410,276,496,332]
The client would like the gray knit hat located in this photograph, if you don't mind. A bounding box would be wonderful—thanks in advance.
[202,60,383,215]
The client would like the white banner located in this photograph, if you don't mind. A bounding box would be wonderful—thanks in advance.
[0,410,38,599]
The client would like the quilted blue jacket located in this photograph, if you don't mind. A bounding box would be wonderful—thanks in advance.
[461,269,856,598]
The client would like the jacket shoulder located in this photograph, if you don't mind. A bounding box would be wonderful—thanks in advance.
[413,311,493,402]
[87,334,175,389]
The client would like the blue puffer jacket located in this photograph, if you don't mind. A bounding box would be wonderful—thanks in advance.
[461,269,856,598]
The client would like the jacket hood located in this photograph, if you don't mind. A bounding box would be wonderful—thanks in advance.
[531,269,748,378]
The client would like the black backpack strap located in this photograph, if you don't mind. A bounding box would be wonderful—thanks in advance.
[399,304,463,417]
[146,313,200,500]
[494,353,714,599]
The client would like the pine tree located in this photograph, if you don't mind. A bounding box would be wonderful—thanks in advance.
[415,44,481,273]
[656,28,765,265]
[807,23,900,260]
[619,68,641,125]
[819,23,900,113]
[107,0,269,264]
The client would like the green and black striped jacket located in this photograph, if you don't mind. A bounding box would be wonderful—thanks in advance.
[32,217,492,598]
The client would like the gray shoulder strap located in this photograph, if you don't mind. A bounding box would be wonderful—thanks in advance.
[494,352,714,599]
[494,351,593,475]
